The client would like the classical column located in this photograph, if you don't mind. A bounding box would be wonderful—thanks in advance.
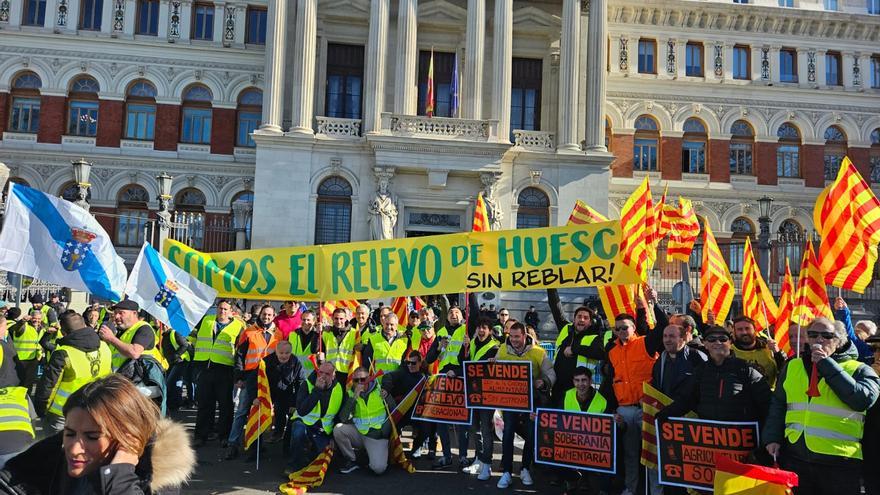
[842,51,855,89]
[123,0,136,35]
[769,46,781,83]
[157,0,170,38]
[557,0,580,152]
[363,0,389,133]
[816,49,827,87]
[462,0,484,119]
[290,0,317,135]
[721,43,734,80]
[675,39,686,79]
[212,2,224,44]
[393,0,417,114]
[491,0,512,140]
[259,0,287,133]
[178,0,192,40]
[584,0,607,151]
[99,0,113,33]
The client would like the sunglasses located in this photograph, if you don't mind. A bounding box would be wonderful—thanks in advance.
[352,377,367,383]
[406,361,420,366]
[807,331,836,340]
[705,335,730,343]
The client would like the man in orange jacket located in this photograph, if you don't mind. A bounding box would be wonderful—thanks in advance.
[226,304,282,459]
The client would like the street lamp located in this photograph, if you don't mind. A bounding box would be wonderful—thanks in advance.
[155,172,174,246]
[231,198,253,250]
[757,196,774,279]
[71,158,92,211]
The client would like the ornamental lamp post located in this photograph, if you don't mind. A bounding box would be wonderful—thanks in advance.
[757,195,774,280]
[155,172,174,248]
[231,198,253,250]
[71,158,92,211]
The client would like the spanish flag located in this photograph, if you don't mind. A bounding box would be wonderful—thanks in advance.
[714,456,798,495]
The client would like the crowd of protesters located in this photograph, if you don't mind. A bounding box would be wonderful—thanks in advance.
[0,289,877,495]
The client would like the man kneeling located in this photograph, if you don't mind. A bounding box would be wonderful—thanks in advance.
[333,366,397,475]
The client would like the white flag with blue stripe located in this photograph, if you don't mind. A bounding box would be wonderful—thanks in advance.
[0,182,127,301]
[125,242,216,336]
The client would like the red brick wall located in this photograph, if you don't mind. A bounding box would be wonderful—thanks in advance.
[754,141,777,185]
[0,93,8,139]
[708,139,730,183]
[154,104,180,151]
[610,134,634,177]
[802,144,824,188]
[37,95,65,144]
[847,147,871,179]
[660,136,682,181]
[210,108,236,155]
[95,100,125,148]
[96,100,124,148]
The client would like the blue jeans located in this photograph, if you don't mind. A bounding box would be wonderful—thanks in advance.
[287,420,332,470]
[436,422,469,460]
[227,383,256,446]
[165,362,192,409]
[500,411,533,474]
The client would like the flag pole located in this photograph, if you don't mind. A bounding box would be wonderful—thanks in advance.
[256,401,261,471]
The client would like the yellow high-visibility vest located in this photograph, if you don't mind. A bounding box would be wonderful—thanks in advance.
[292,380,343,435]
[437,324,467,370]
[13,323,43,361]
[192,316,244,367]
[353,387,387,435]
[563,387,607,413]
[0,386,34,438]
[111,320,165,371]
[48,343,112,416]
[371,335,408,373]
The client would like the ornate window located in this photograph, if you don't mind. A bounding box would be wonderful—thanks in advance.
[733,45,750,80]
[315,177,352,244]
[245,6,266,44]
[776,123,801,178]
[823,125,847,180]
[417,51,455,117]
[124,80,157,140]
[682,118,707,174]
[685,42,704,77]
[780,49,798,83]
[510,58,543,136]
[633,115,659,172]
[826,52,842,85]
[870,128,880,183]
[23,0,46,25]
[9,72,42,134]
[728,217,754,273]
[116,185,150,247]
[638,39,656,74]
[79,0,102,30]
[136,0,160,35]
[325,44,364,120]
[67,76,99,137]
[730,120,754,175]
[180,85,213,144]
[516,187,550,229]
[192,2,214,40]
[236,89,262,147]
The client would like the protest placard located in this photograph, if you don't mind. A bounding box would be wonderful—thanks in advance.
[655,417,760,491]
[534,408,616,474]
[463,361,533,412]
[412,375,471,425]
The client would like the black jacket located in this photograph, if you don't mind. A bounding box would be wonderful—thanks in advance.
[651,345,707,401]
[264,353,305,397]
[294,371,340,427]
[159,331,191,367]
[0,419,194,494]
[658,355,771,424]
[0,340,22,388]
[34,328,102,417]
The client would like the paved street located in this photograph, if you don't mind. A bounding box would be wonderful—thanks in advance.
[173,408,554,495]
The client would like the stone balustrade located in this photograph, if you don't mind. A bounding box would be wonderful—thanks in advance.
[381,113,498,141]
[512,130,555,151]
[315,117,362,138]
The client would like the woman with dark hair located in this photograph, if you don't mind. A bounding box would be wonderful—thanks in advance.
[0,374,195,494]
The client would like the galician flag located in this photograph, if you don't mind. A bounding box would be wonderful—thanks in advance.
[0,182,127,301]
[125,242,217,336]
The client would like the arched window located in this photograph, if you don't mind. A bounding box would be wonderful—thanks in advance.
[231,191,254,247]
[633,115,659,171]
[175,187,207,249]
[870,128,880,183]
[777,219,804,275]
[682,118,707,174]
[776,123,801,178]
[116,184,150,247]
[729,120,754,175]
[315,176,352,244]
[124,80,157,140]
[9,72,42,134]
[181,85,213,144]
[823,125,847,180]
[516,187,550,229]
[67,76,100,137]
[236,89,262,148]
[728,217,755,273]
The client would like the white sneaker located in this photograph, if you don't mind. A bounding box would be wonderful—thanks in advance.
[478,462,492,481]
[520,467,533,486]
[463,460,482,474]
[497,471,512,488]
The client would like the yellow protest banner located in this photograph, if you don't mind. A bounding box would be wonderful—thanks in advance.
[163,221,639,300]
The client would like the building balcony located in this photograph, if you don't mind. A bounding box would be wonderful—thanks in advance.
[381,113,498,142]
[315,117,362,139]
[512,130,555,152]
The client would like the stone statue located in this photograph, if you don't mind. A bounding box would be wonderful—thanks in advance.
[481,172,503,231]
[369,169,398,240]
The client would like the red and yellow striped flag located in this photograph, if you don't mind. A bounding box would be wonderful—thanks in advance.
[425,49,435,117]
[741,237,778,332]
[320,300,360,324]
[640,382,675,469]
[391,296,410,327]
[791,242,833,328]
[814,156,880,293]
[714,455,798,495]
[700,221,735,324]
[665,198,700,262]
[774,258,795,357]
[279,446,334,495]
[243,360,272,450]
[566,202,638,319]
[472,192,490,232]
[568,200,609,225]
[620,177,655,281]
[648,184,668,268]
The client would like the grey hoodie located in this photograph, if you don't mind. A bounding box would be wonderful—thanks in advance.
[763,339,880,467]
